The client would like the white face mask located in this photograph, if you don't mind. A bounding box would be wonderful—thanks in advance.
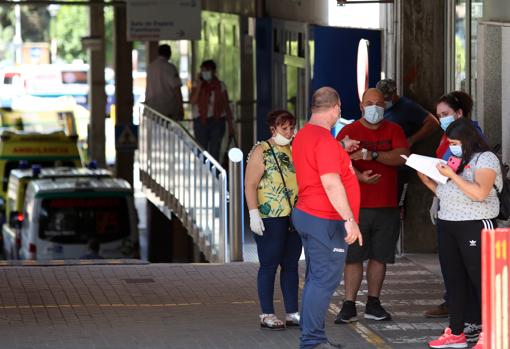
[201,71,213,81]
[273,132,292,146]
[363,105,385,124]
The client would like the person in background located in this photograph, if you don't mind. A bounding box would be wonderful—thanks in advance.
[292,87,362,349]
[426,91,484,344]
[335,88,409,324]
[190,60,234,160]
[418,118,501,349]
[145,44,184,120]
[244,110,301,330]
[376,79,439,148]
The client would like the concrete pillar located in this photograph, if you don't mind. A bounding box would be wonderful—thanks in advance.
[400,0,446,253]
[478,0,510,164]
[484,0,510,22]
[145,41,159,70]
[88,4,106,167]
[114,5,134,185]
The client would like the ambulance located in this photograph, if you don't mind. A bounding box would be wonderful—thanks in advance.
[0,130,83,214]
[2,167,111,258]
[18,176,138,260]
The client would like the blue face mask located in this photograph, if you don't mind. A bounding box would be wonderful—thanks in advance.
[449,144,463,157]
[440,115,455,131]
[385,100,393,110]
[364,105,385,124]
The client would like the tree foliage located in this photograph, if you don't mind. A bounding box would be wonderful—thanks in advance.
[51,6,89,63]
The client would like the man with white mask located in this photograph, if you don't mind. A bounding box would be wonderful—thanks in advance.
[335,88,410,324]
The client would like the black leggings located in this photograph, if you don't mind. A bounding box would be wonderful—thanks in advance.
[437,218,496,335]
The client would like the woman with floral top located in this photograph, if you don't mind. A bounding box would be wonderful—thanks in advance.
[244,110,301,330]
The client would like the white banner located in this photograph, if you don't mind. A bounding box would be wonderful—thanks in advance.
[127,0,201,41]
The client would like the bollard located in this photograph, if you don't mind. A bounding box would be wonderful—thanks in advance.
[228,148,244,262]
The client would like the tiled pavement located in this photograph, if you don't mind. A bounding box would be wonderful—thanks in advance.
[0,256,460,349]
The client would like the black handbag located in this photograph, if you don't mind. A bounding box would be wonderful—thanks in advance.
[265,141,297,232]
[494,163,510,220]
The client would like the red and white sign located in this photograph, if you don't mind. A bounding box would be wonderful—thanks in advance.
[482,228,510,349]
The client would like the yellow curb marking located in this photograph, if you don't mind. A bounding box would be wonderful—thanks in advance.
[300,279,392,349]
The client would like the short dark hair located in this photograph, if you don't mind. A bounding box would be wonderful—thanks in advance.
[158,44,171,59]
[200,59,216,71]
[437,91,473,119]
[267,110,296,129]
[311,87,340,113]
[445,118,490,173]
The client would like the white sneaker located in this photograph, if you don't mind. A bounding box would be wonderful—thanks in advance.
[285,312,300,327]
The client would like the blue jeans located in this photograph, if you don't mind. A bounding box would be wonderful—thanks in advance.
[292,208,348,349]
[193,117,226,160]
[253,216,302,314]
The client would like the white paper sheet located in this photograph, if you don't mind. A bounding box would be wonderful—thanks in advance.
[401,154,448,184]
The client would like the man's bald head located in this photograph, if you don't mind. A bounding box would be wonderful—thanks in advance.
[311,87,340,114]
[361,88,385,108]
[309,87,341,129]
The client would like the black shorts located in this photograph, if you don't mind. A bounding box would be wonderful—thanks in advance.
[346,208,400,264]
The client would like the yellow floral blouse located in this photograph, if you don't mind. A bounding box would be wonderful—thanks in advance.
[254,141,298,218]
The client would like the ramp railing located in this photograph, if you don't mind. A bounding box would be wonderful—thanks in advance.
[139,104,229,263]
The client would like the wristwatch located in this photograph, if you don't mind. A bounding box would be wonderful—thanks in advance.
[371,151,379,161]
[345,217,355,222]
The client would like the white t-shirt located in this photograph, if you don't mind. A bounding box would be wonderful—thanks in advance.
[191,80,227,118]
[145,57,182,117]
[437,151,503,221]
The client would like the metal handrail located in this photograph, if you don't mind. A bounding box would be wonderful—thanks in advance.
[139,104,229,263]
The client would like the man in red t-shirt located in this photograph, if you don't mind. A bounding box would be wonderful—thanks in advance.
[334,88,409,325]
[292,87,362,349]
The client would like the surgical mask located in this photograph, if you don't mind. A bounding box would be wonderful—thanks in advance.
[273,132,292,146]
[449,144,463,158]
[440,115,455,131]
[201,71,213,81]
[385,100,393,110]
[363,105,385,124]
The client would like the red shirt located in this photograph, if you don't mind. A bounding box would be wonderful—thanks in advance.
[292,124,360,221]
[337,120,408,208]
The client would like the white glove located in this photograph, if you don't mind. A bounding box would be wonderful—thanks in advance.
[249,209,265,236]
[429,196,439,225]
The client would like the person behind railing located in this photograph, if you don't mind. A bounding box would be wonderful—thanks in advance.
[145,44,184,120]
[244,110,301,330]
[190,60,234,160]
[418,118,502,349]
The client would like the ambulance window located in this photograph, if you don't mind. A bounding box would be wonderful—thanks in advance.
[38,196,130,244]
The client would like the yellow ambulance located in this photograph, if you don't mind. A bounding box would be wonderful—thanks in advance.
[0,130,83,208]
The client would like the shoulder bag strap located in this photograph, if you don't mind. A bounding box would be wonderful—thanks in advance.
[264,141,293,210]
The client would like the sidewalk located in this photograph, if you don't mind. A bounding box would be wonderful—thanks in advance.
[0,255,447,349]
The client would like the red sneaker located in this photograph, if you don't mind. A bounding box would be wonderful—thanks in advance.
[472,331,484,349]
[428,328,468,348]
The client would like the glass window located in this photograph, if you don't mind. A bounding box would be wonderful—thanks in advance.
[455,0,467,91]
[38,196,130,244]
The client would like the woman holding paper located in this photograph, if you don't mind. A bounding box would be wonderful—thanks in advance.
[417,118,502,349]
[427,91,486,342]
